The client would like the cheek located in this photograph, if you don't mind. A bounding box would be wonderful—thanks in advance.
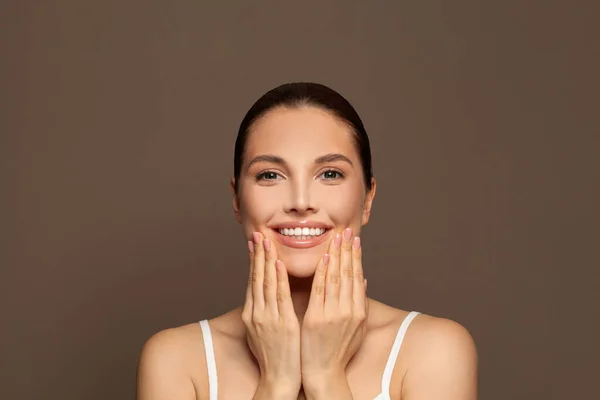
[321,184,365,224]
[239,186,280,229]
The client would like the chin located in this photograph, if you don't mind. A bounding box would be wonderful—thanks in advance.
[279,252,322,278]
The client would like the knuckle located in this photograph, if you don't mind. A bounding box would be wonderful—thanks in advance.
[342,267,353,278]
[276,290,286,304]
[354,271,364,281]
[263,279,270,291]
[252,313,265,326]
[251,272,259,283]
[316,268,327,279]
[353,311,366,323]
[315,283,325,296]
[241,311,251,325]
[329,275,341,285]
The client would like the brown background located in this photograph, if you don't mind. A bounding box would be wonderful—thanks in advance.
[2,1,598,399]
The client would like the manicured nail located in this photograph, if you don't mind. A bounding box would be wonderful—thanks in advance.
[343,228,352,241]
[334,234,342,248]
[365,279,367,292]
[248,241,254,253]
[263,238,271,252]
[252,232,260,244]
[323,253,330,265]
[353,237,361,250]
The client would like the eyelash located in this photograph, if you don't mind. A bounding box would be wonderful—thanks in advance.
[256,169,345,181]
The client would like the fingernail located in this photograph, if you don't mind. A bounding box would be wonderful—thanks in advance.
[263,238,271,252]
[252,232,260,244]
[248,241,254,253]
[334,234,342,248]
[364,279,367,291]
[353,237,361,250]
[323,253,330,265]
[343,228,352,241]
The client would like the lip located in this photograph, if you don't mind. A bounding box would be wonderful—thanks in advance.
[272,228,332,249]
[269,220,333,249]
[269,220,332,230]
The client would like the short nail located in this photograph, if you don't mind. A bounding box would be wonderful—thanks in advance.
[248,241,254,253]
[343,228,352,241]
[323,253,330,265]
[252,232,260,244]
[334,234,342,248]
[263,238,271,252]
[353,237,361,250]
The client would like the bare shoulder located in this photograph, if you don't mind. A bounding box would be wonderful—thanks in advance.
[137,323,208,400]
[401,313,478,400]
[406,313,477,355]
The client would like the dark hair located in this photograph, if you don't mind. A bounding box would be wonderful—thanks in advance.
[233,82,373,193]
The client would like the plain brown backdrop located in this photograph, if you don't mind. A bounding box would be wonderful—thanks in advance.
[2,1,598,399]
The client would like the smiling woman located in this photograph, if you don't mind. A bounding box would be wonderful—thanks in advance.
[136,83,478,400]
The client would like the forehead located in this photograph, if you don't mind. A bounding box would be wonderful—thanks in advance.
[244,106,358,163]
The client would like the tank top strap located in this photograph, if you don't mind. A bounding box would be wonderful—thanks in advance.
[380,311,421,395]
[199,319,218,400]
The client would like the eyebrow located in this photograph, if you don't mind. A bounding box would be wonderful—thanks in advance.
[247,153,354,169]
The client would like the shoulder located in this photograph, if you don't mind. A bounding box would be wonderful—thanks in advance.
[407,313,477,356]
[402,313,478,400]
[136,323,207,400]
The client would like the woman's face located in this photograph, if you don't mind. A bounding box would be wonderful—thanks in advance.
[232,106,376,278]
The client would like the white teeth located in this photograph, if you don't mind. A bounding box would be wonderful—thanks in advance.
[277,227,327,237]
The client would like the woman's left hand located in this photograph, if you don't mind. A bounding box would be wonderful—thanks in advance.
[300,227,369,391]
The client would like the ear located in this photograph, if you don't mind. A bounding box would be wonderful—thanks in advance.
[230,177,242,224]
[361,177,376,226]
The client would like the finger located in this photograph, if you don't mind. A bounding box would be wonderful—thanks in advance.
[251,232,265,311]
[339,228,354,307]
[352,236,365,307]
[308,252,329,312]
[262,236,278,315]
[275,259,296,321]
[244,240,255,310]
[325,232,342,310]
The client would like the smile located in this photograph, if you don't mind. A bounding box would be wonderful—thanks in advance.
[277,227,327,238]
[269,222,333,249]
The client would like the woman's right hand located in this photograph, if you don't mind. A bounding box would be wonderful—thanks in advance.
[242,232,302,398]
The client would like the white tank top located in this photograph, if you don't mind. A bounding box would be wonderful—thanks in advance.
[199,311,420,400]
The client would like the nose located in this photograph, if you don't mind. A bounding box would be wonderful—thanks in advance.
[283,180,318,215]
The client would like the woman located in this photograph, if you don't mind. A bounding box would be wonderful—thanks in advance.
[137,82,478,400]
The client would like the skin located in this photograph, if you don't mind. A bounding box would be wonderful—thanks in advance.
[137,106,478,400]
